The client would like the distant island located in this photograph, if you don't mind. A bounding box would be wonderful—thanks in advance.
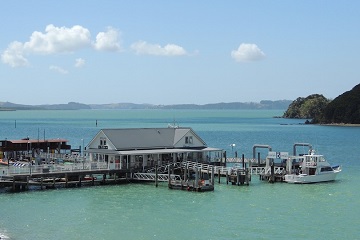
[0,100,292,111]
[283,83,360,124]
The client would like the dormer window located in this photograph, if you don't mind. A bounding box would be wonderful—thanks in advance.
[185,136,193,144]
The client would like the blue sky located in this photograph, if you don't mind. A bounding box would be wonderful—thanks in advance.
[1,1,359,105]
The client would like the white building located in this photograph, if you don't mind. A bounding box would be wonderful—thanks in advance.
[86,127,223,170]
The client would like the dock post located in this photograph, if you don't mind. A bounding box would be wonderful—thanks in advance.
[218,169,221,184]
[65,174,68,188]
[226,171,229,185]
[92,175,95,186]
[258,152,261,180]
[53,178,56,188]
[245,168,249,185]
[236,170,240,185]
[270,160,275,183]
[211,166,215,185]
[168,164,171,187]
[242,154,245,169]
[12,177,15,192]
[195,167,199,189]
[184,163,187,182]
[26,176,29,190]
[78,175,82,187]
[155,164,158,187]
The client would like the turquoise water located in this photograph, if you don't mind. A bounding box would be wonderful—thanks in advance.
[0,110,359,239]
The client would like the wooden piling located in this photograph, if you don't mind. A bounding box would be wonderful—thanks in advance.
[211,167,215,185]
[103,174,106,184]
[242,154,245,169]
[168,164,171,187]
[26,176,29,190]
[258,152,261,180]
[218,169,221,184]
[270,160,275,183]
[155,164,158,187]
[65,174,68,188]
[226,171,229,184]
[245,169,249,185]
[236,171,240,185]
[12,177,15,191]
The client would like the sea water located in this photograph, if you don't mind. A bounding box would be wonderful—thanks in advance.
[0,109,359,239]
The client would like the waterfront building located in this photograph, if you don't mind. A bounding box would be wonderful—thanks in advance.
[86,127,223,170]
[0,138,71,162]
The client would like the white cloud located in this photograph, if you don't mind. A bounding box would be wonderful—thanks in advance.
[131,41,187,56]
[94,27,122,52]
[1,41,29,67]
[1,24,91,67]
[49,65,68,74]
[231,43,265,62]
[75,58,85,68]
[23,24,91,54]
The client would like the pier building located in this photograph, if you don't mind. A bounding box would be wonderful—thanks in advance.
[85,127,223,171]
[0,138,71,163]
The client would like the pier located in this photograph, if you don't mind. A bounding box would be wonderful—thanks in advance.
[0,127,309,193]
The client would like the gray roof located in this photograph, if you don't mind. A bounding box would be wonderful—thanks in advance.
[100,127,206,150]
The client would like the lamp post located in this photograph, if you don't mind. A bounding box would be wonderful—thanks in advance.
[230,143,236,156]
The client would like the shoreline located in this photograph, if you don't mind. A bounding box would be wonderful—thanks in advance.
[319,123,360,127]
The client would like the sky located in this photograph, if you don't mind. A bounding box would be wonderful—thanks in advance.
[1,1,359,105]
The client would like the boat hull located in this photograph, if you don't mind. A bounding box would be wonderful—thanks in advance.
[284,171,340,184]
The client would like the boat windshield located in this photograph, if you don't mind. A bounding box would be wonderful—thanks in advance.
[321,166,333,172]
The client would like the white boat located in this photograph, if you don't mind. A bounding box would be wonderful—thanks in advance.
[284,150,341,184]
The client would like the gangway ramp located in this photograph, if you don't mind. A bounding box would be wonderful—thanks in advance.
[132,173,181,182]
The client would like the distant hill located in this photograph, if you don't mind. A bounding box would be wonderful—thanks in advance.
[0,101,91,110]
[282,83,360,124]
[317,84,360,124]
[0,100,292,111]
[282,94,330,120]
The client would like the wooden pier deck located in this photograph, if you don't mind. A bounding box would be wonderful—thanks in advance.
[0,159,286,192]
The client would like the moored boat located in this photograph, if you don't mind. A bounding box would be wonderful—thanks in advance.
[284,150,341,184]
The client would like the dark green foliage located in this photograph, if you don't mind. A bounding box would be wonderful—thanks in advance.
[319,84,360,124]
[283,94,330,119]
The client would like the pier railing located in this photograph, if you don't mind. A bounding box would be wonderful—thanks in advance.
[0,162,113,176]
[182,161,284,176]
[132,173,182,182]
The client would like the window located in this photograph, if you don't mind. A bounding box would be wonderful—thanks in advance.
[100,137,107,146]
[185,136,193,144]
